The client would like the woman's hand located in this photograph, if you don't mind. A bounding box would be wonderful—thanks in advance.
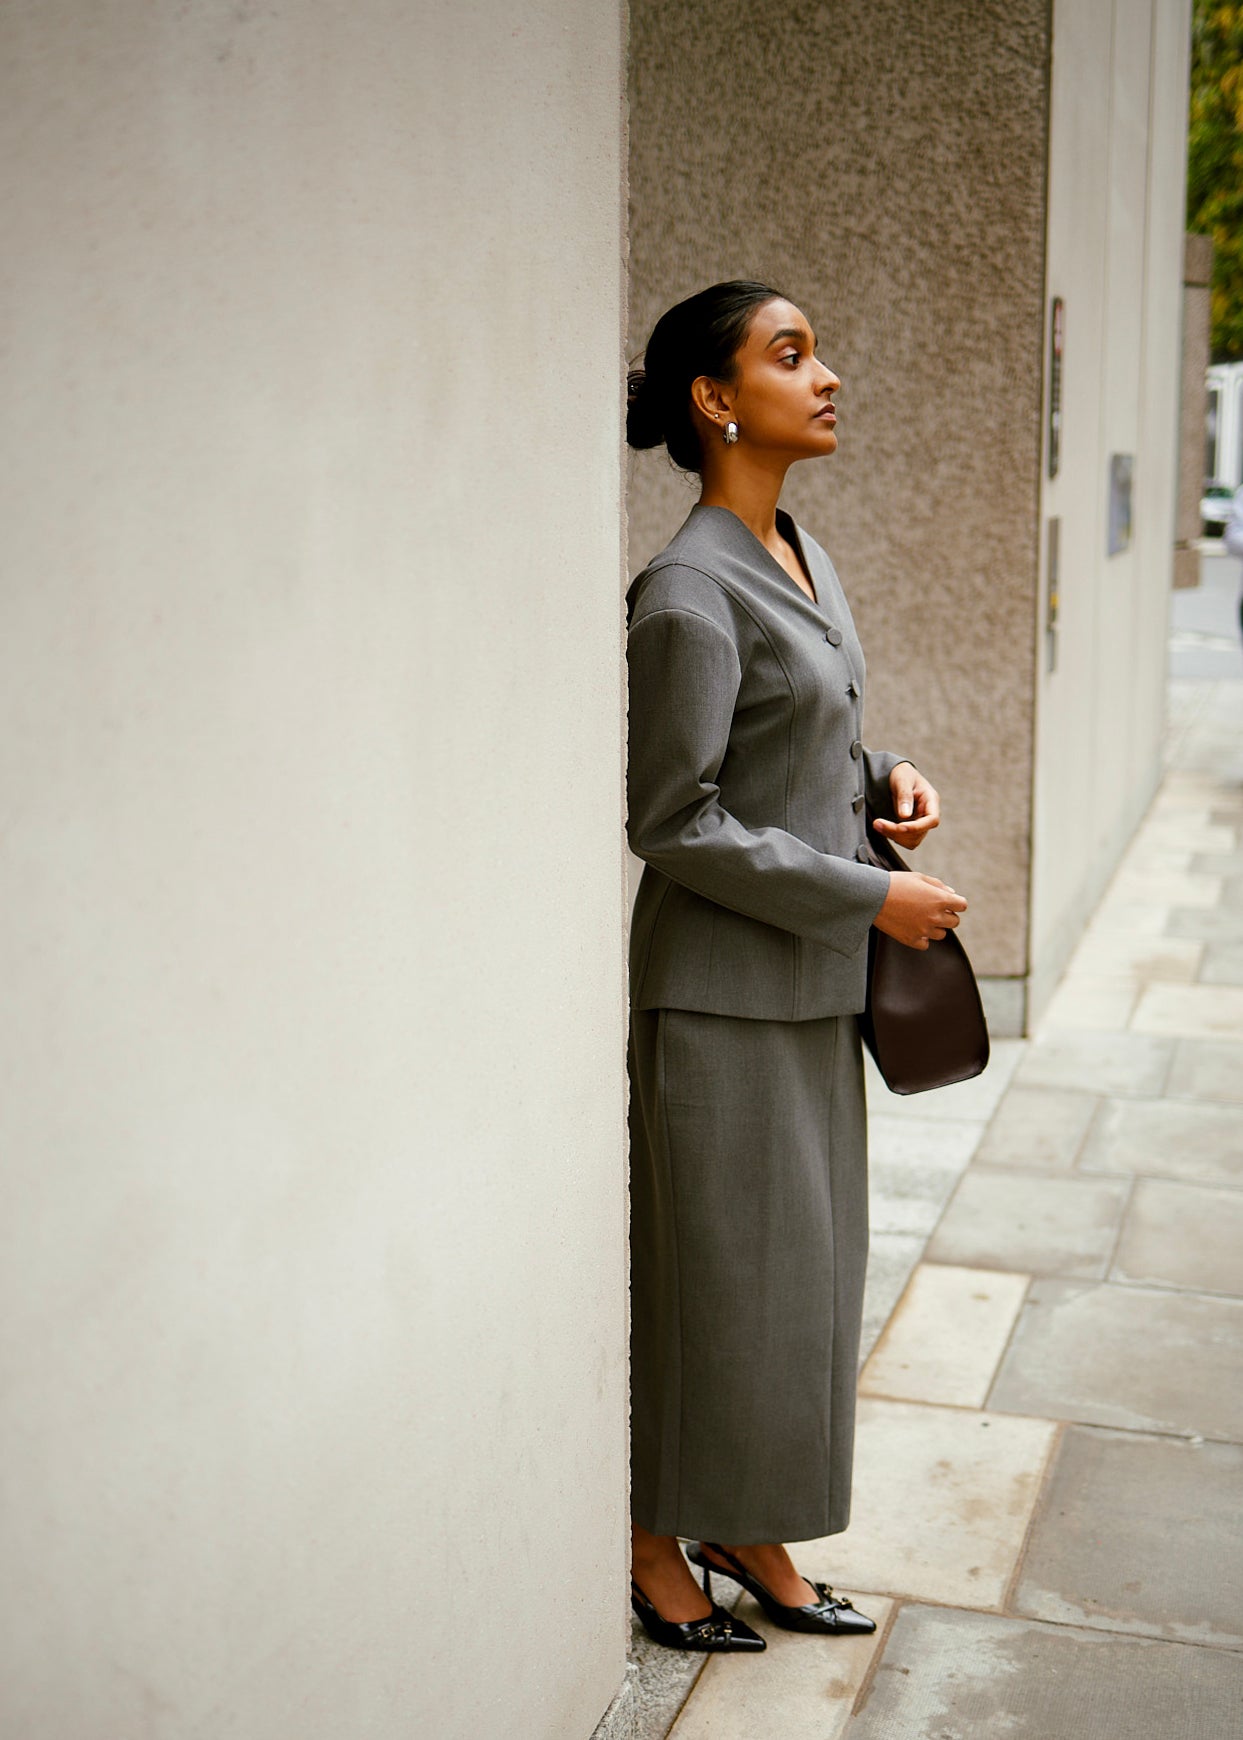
[875,872,968,950]
[872,762,939,851]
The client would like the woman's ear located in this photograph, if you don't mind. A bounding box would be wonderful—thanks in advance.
[690,373,734,427]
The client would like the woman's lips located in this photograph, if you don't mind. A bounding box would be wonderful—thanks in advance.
[815,405,837,423]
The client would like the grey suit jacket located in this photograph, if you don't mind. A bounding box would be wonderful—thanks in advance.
[626,502,911,1020]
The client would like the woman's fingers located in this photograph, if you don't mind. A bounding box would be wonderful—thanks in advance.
[875,869,969,948]
[889,766,941,825]
[890,768,916,819]
[914,874,967,908]
[873,813,939,839]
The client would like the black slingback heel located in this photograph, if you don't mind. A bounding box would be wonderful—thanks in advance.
[686,1541,877,1636]
[629,1575,766,1652]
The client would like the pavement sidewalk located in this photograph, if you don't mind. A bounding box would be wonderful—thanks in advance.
[597,553,1243,1740]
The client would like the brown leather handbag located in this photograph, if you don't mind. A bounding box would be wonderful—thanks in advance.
[856,816,990,1095]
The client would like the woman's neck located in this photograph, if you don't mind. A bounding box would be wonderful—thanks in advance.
[696,452,791,550]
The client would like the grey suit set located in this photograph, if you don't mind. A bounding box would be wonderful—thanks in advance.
[626,502,910,1544]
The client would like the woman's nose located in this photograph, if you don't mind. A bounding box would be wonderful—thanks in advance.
[816,359,841,392]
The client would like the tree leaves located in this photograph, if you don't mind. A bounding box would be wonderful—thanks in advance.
[1188,0,1243,361]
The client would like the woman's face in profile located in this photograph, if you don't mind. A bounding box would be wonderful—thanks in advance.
[723,298,842,461]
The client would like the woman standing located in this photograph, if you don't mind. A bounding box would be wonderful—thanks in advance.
[625,282,967,1653]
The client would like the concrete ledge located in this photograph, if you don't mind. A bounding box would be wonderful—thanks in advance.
[978,976,1027,1037]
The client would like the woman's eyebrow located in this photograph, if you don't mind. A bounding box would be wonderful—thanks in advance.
[765,326,816,349]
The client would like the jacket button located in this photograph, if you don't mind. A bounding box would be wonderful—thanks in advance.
[847,680,860,698]
[850,739,863,759]
[824,626,843,647]
[852,793,865,813]
[855,843,871,862]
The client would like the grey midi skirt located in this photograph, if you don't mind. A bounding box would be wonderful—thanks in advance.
[628,1005,869,1545]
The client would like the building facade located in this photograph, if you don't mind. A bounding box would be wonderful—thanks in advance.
[0,3,628,1736]
[2,1,1191,1736]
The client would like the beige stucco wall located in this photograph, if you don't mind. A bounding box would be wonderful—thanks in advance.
[1027,0,1191,1020]
[0,5,627,1737]
[628,0,1052,1002]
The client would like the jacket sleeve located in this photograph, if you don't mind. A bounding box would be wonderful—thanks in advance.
[627,605,891,958]
[862,749,918,821]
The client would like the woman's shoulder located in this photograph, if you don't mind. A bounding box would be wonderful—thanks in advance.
[626,509,738,629]
[626,562,737,640]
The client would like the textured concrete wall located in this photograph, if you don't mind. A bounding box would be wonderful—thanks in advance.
[1028,0,1191,1019]
[1176,232,1214,588]
[0,4,627,1736]
[629,0,1052,985]
[630,0,1191,1024]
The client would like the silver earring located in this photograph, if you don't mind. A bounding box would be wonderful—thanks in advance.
[723,420,739,445]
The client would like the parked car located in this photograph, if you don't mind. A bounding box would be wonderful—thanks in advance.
[1201,481,1235,535]
[1226,487,1243,560]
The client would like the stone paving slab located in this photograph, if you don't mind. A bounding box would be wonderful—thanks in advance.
[1190,849,1243,875]
[858,1233,925,1365]
[973,1083,1099,1169]
[667,1596,895,1740]
[859,1264,1029,1409]
[845,1604,1243,1739]
[593,1571,751,1740]
[1135,818,1235,853]
[862,1040,1024,1124]
[1164,903,1243,942]
[1012,1030,1174,1097]
[866,1117,984,1237]
[987,1278,1243,1441]
[1106,866,1223,906]
[1078,1095,1243,1186]
[1110,1176,1243,1296]
[1153,777,1235,805]
[1107,843,1196,871]
[1066,929,1205,980]
[1165,1037,1243,1103]
[1131,982,1243,1040]
[925,1167,1128,1279]
[1152,766,1240,802]
[591,1657,695,1740]
[1013,1425,1243,1650]
[1198,939,1243,984]
[1089,898,1178,935]
[801,1399,1056,1611]
[1039,975,1140,1031]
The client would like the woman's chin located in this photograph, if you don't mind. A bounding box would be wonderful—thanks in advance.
[800,428,838,458]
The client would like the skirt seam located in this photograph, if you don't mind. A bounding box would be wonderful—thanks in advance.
[655,1008,685,1533]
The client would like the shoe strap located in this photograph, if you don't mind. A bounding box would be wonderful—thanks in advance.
[704,1541,778,1602]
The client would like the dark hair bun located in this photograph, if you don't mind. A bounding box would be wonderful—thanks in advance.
[626,366,665,451]
[625,280,784,474]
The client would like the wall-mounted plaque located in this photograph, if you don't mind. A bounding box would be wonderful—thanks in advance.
[1048,297,1064,479]
[1107,453,1133,555]
[1046,516,1060,673]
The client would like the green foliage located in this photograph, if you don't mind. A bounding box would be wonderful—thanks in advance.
[1188,1,1243,360]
